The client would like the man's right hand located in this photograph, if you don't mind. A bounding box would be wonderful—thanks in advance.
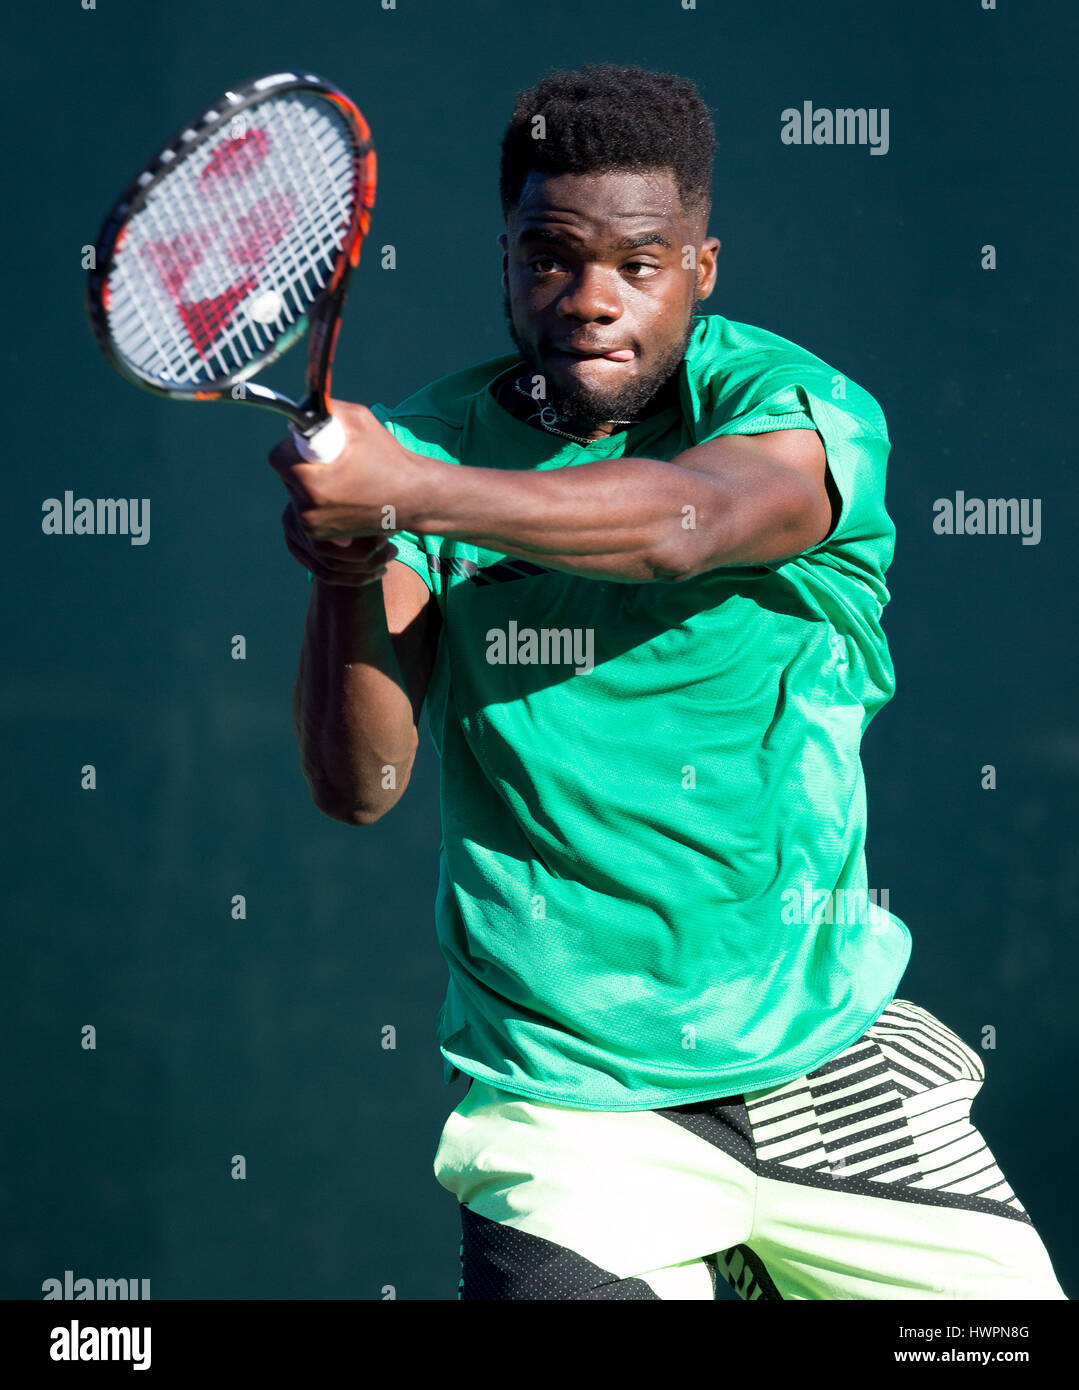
[281,498,398,587]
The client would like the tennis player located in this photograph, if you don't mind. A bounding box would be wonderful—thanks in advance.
[269,64,1066,1301]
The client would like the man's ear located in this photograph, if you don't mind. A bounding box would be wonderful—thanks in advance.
[696,236,721,300]
[499,231,508,289]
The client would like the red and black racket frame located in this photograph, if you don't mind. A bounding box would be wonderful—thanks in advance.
[86,71,376,441]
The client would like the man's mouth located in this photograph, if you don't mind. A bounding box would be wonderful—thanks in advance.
[547,344,636,363]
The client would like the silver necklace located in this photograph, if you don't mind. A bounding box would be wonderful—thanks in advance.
[510,374,638,444]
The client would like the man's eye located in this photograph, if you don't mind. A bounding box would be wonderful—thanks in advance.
[624,261,660,277]
[528,257,562,274]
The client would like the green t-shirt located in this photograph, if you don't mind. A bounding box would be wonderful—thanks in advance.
[368,313,910,1110]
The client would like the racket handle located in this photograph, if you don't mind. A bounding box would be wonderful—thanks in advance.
[290,415,352,548]
[291,414,347,462]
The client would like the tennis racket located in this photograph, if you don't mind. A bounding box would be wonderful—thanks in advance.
[86,71,376,544]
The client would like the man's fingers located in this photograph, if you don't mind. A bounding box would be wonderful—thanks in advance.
[281,501,396,572]
[268,435,305,476]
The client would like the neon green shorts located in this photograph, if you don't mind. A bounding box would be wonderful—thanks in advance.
[433,999,1067,1300]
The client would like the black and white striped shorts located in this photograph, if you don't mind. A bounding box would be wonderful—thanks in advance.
[433,999,1067,1300]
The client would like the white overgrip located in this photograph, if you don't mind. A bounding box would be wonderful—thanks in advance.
[290,416,352,548]
[291,415,347,462]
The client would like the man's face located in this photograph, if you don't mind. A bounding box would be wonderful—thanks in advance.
[501,169,719,436]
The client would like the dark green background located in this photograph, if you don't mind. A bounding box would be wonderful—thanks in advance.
[2,0,1074,1301]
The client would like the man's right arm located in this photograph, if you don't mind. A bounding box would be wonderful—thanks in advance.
[293,558,440,826]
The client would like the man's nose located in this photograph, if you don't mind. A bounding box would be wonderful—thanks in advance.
[555,265,623,322]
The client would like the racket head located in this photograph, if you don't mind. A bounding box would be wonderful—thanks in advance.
[86,72,376,421]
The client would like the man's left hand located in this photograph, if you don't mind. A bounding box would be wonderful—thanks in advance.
[267,397,426,542]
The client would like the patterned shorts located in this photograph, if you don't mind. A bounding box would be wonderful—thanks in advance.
[432,999,1067,1300]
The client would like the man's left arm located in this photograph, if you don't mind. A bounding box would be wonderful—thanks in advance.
[279,402,840,583]
[415,428,840,582]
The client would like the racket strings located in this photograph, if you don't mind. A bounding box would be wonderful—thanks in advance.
[110,152,259,378]
[111,99,345,378]
[131,179,243,378]
[116,98,350,372]
[114,186,208,377]
[201,98,355,354]
[242,115,335,330]
[107,93,358,387]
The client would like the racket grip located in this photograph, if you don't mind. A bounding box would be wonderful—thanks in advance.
[291,414,347,462]
[290,415,352,548]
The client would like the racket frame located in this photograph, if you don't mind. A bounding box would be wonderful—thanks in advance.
[86,71,376,442]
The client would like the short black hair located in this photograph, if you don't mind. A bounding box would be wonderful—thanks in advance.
[500,63,715,218]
